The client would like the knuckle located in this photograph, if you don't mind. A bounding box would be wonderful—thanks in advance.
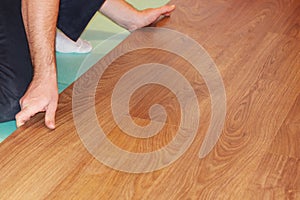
[19,98,24,105]
[15,113,20,120]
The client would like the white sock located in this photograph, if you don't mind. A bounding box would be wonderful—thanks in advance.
[55,30,92,53]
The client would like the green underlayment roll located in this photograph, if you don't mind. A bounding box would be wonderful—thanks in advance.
[0,0,170,142]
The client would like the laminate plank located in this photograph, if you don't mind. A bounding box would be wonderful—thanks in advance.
[0,0,299,199]
[245,153,300,199]
[268,93,300,159]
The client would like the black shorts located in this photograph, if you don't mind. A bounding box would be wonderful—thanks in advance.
[0,0,105,122]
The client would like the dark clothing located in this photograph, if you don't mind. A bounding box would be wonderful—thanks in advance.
[0,0,105,122]
[57,0,105,41]
[0,0,33,122]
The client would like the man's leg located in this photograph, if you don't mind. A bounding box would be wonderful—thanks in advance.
[57,0,105,41]
[55,0,175,54]
[0,0,33,122]
[55,0,105,53]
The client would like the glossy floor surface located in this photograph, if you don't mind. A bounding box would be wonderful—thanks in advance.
[0,0,300,199]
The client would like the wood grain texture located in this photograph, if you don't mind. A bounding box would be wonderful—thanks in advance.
[0,0,300,199]
[268,94,300,158]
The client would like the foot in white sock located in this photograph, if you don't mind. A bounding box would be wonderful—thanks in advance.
[55,31,92,53]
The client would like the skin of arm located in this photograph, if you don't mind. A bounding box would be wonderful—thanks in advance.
[16,0,60,129]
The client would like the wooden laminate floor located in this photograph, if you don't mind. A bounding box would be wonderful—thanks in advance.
[0,0,300,199]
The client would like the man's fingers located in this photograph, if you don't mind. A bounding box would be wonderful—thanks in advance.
[45,102,57,129]
[146,5,175,27]
[164,13,171,17]
[16,102,57,129]
[149,5,175,25]
[15,106,41,127]
[158,5,176,15]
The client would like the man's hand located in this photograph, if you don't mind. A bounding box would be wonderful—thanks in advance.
[18,0,60,129]
[16,77,58,129]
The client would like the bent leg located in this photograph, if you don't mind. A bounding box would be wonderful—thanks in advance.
[0,0,33,122]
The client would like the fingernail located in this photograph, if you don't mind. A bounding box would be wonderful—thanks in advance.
[48,122,56,130]
[16,121,24,128]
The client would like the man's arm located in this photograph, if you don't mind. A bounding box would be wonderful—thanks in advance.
[16,0,60,129]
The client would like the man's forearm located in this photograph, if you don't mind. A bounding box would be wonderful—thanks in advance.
[22,0,59,79]
[16,0,60,129]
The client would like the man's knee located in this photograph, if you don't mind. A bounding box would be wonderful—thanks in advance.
[0,0,33,122]
[0,63,32,122]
